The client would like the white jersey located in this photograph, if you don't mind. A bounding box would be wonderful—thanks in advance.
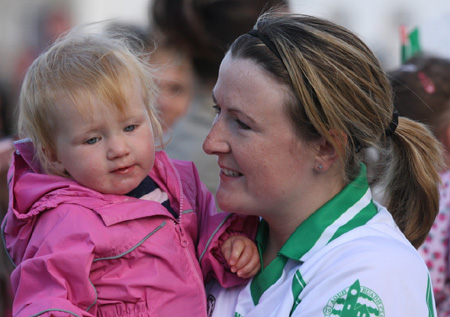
[206,166,436,317]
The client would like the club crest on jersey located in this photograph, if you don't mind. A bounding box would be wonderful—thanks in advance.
[323,279,385,317]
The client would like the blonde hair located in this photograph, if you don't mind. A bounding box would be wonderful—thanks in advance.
[18,24,163,176]
[229,12,443,248]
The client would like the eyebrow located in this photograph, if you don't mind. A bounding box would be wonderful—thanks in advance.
[211,91,257,125]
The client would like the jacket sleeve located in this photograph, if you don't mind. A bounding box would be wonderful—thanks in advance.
[199,211,260,287]
[181,162,260,288]
[7,205,98,317]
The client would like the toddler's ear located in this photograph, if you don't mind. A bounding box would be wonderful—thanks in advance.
[42,146,65,174]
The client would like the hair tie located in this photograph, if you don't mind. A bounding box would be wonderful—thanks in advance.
[385,109,399,137]
[353,109,398,153]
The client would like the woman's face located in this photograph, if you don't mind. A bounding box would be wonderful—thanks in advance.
[203,54,319,218]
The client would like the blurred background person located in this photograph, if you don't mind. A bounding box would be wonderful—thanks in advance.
[10,3,72,135]
[0,5,72,316]
[0,82,13,317]
[149,0,290,195]
[0,82,13,212]
[152,42,194,134]
[106,22,195,134]
[389,55,450,316]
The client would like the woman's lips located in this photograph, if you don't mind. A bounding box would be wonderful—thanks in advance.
[220,167,242,177]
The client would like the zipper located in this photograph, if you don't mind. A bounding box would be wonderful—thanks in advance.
[176,221,208,316]
[162,153,208,315]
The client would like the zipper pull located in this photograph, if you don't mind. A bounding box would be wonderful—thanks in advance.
[178,225,189,247]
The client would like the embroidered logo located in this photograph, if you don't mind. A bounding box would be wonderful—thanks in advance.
[323,280,385,317]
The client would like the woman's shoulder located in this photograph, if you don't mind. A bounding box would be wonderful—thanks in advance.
[304,210,429,293]
[298,218,431,315]
[328,206,423,266]
[303,204,427,281]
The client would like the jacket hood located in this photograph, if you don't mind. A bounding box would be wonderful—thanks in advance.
[2,139,190,265]
[7,139,107,219]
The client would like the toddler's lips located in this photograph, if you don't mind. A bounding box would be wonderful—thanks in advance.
[112,165,134,174]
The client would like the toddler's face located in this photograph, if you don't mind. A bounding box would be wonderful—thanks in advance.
[52,82,155,194]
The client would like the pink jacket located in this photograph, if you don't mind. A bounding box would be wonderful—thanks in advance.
[1,140,259,317]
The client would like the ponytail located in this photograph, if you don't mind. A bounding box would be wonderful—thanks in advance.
[379,117,443,248]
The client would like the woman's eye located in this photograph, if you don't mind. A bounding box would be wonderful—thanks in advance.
[235,119,251,130]
[212,105,221,114]
[86,137,100,145]
[124,125,136,132]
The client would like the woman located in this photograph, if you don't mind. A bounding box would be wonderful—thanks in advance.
[203,12,442,316]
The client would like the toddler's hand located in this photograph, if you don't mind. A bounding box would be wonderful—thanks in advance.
[221,235,261,279]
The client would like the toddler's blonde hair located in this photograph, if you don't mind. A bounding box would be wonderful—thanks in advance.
[18,24,163,176]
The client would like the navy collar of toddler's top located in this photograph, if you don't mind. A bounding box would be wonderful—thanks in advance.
[126,176,177,218]
[126,176,156,198]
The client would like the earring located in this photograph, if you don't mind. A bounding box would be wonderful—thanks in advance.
[317,164,323,170]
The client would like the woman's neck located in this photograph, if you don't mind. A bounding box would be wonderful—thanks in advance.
[261,214,301,268]
[262,173,344,268]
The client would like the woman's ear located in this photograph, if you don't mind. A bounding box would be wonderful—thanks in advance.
[314,131,346,172]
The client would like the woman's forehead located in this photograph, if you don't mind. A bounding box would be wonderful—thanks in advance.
[215,55,289,107]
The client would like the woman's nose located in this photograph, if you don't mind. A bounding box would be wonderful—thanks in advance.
[203,118,229,155]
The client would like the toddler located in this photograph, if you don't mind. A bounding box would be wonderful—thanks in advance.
[1,26,260,317]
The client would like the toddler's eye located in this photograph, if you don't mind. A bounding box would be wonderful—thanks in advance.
[86,137,100,145]
[124,125,136,132]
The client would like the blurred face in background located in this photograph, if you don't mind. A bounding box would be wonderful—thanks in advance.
[152,48,194,131]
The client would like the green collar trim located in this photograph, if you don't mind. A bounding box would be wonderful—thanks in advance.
[251,164,377,304]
